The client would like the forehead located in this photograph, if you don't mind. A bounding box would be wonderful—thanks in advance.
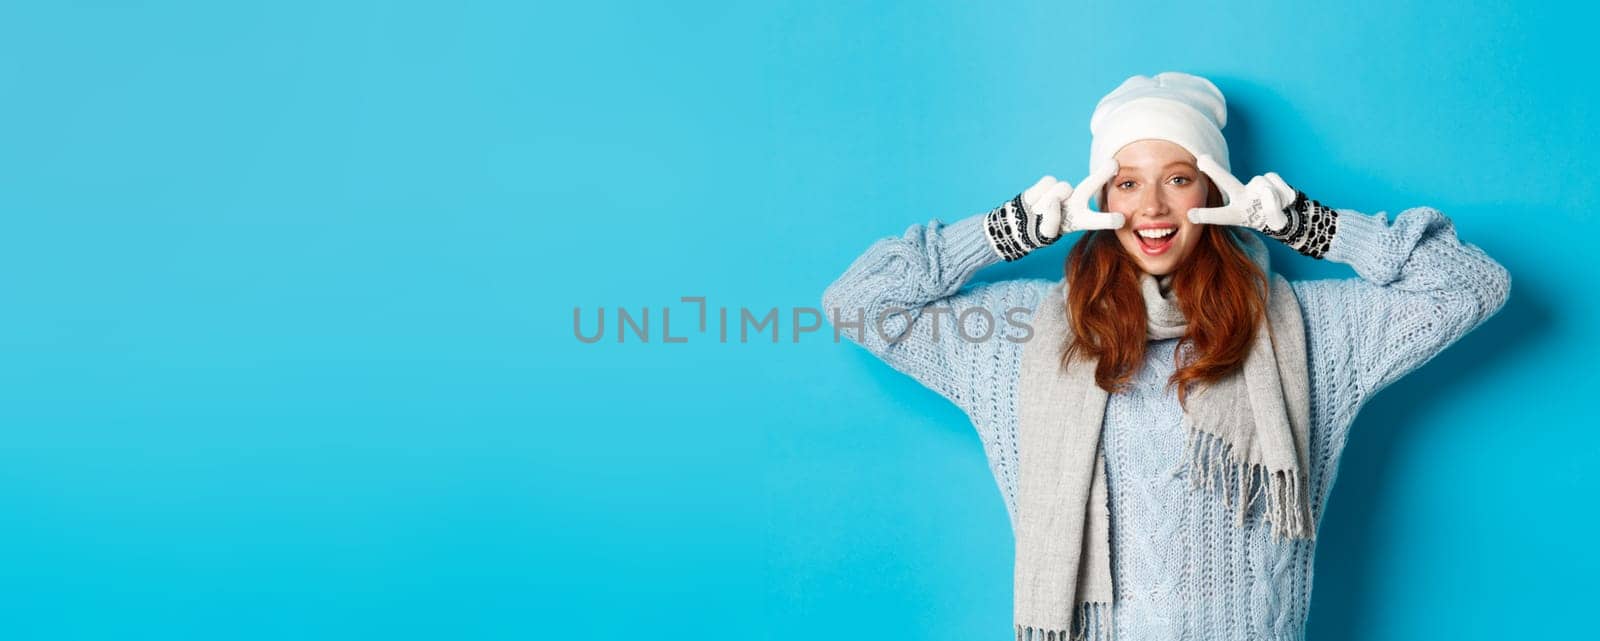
[1113,139,1197,170]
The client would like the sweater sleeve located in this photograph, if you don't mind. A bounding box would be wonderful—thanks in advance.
[1292,206,1510,522]
[821,211,1047,422]
[1292,206,1511,444]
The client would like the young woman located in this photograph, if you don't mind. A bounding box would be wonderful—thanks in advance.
[820,72,1510,641]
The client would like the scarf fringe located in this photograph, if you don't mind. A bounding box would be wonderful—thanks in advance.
[1016,601,1114,641]
[1182,425,1314,542]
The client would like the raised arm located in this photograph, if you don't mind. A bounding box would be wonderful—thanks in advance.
[823,174,1124,519]
[1186,156,1512,401]
[1187,159,1512,520]
[1296,205,1511,401]
[820,172,1123,417]
[820,208,1038,419]
[1288,203,1511,520]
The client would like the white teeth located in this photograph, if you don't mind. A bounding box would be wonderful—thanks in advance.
[1137,228,1176,239]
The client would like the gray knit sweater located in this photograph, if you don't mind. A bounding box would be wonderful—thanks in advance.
[820,205,1510,640]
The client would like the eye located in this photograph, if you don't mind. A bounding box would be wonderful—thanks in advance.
[1171,175,1192,186]
[1116,180,1135,190]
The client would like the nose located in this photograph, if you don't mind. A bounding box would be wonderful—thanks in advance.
[1135,184,1170,217]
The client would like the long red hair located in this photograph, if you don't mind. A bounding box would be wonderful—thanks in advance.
[1060,186,1267,405]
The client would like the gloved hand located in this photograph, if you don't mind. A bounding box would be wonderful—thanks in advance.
[983,165,1126,262]
[1185,154,1340,259]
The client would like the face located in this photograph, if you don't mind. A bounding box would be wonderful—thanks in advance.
[1100,139,1216,276]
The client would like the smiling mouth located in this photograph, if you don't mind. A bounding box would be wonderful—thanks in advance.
[1135,227,1177,255]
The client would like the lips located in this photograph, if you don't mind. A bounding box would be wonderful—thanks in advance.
[1135,225,1177,256]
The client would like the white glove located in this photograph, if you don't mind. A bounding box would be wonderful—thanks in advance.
[1186,154,1340,258]
[982,168,1126,262]
[1185,154,1297,233]
[1061,161,1129,236]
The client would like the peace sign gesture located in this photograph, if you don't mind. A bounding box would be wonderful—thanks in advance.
[979,165,1130,262]
[1060,160,1129,235]
[1185,154,1296,234]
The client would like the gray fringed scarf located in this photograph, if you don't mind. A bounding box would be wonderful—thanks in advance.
[1013,230,1316,641]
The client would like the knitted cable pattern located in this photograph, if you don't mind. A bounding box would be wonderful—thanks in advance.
[822,205,1509,641]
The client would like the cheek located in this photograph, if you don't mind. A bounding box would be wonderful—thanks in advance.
[1103,190,1130,214]
[1174,223,1204,255]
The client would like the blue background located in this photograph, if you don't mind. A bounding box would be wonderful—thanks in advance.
[1,1,1593,639]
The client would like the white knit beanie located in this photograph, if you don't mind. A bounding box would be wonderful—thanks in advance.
[1088,71,1231,176]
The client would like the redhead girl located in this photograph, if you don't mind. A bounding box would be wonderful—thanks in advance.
[821,72,1509,641]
